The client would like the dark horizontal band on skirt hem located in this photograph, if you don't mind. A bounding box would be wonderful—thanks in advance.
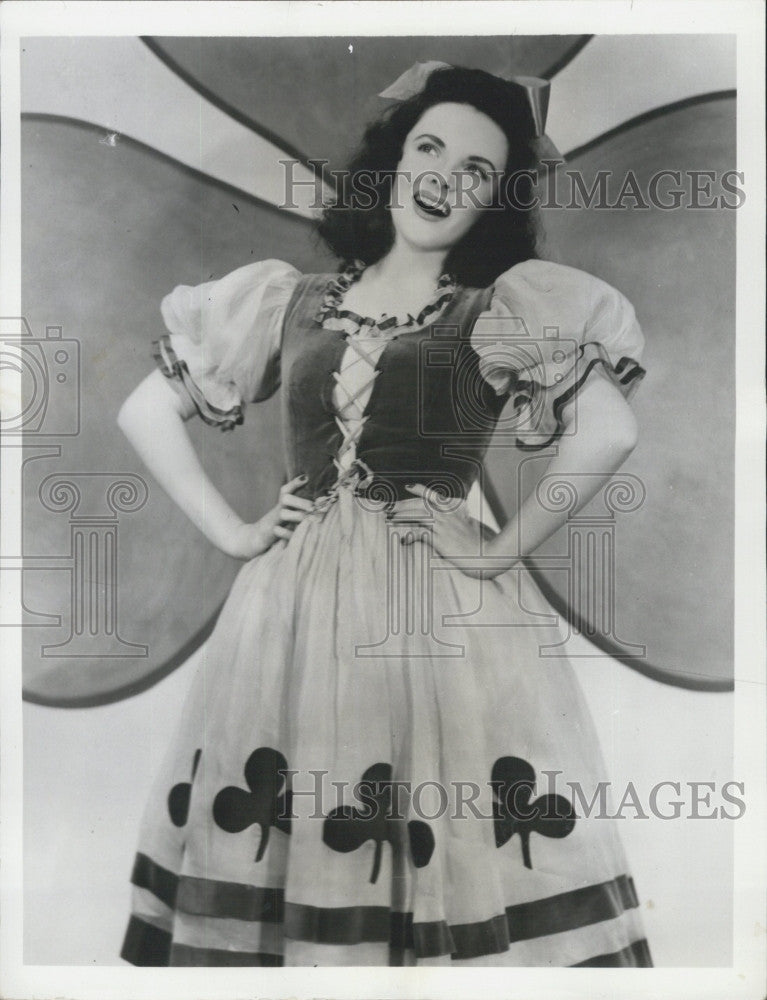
[127,852,649,963]
[121,915,652,968]
[121,914,171,966]
[121,916,284,966]
[572,937,653,967]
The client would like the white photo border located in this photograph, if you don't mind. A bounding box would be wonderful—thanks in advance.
[1,2,764,998]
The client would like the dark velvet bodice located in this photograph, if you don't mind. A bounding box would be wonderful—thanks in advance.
[281,273,509,505]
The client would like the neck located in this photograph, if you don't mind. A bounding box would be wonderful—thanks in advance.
[363,238,448,289]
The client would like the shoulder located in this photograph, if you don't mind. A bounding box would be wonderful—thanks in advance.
[487,258,641,344]
[161,259,302,330]
[159,259,303,352]
[492,258,634,309]
[203,258,303,297]
[164,258,302,303]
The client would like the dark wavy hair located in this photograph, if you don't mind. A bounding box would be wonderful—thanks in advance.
[316,65,542,289]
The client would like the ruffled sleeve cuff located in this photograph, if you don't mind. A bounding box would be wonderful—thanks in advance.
[471,259,647,450]
[154,259,301,429]
[152,333,245,430]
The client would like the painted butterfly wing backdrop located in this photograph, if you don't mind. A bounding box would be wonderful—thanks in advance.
[18,36,735,704]
[487,92,736,690]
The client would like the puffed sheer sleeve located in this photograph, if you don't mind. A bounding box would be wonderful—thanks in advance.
[153,259,301,429]
[471,259,646,450]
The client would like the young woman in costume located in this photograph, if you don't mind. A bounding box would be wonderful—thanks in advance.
[118,64,650,967]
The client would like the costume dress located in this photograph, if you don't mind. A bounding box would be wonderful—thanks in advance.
[121,256,652,967]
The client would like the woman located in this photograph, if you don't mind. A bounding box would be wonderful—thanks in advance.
[118,64,651,967]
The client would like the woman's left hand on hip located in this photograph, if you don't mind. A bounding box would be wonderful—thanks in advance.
[401,483,506,579]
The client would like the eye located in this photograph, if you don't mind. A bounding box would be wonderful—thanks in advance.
[464,163,490,182]
[416,141,439,156]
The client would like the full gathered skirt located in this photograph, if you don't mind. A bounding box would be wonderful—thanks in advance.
[121,486,651,967]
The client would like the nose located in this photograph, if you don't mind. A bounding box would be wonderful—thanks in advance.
[427,168,470,203]
[425,172,448,193]
[421,172,452,208]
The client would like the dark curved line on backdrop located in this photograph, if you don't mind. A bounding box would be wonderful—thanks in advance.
[141,36,332,190]
[481,474,734,693]
[564,89,736,161]
[21,105,734,702]
[19,114,312,708]
[538,85,736,691]
[141,34,594,184]
[21,112,320,230]
[22,606,223,708]
[540,35,594,79]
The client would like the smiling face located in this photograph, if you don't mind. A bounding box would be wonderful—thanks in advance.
[390,102,509,254]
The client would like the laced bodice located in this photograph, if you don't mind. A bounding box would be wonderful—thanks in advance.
[318,261,458,481]
[153,256,646,507]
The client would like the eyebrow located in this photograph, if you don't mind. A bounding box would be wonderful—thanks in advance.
[413,133,500,173]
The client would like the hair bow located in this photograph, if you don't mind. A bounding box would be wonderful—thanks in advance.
[378,60,561,161]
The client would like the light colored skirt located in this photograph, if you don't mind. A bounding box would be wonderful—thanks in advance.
[121,484,651,967]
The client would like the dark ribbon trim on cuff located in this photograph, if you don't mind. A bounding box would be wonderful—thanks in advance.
[152,334,244,431]
[120,914,172,966]
[514,342,646,453]
[613,354,647,388]
[571,936,653,967]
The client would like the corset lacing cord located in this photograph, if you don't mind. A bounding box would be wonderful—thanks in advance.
[331,334,383,471]
[308,330,384,531]
[308,263,456,536]
[309,458,376,538]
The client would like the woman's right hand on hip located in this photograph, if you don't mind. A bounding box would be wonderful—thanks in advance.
[221,474,313,559]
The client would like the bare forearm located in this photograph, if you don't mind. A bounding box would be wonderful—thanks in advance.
[491,377,638,569]
[492,433,634,568]
[117,372,246,551]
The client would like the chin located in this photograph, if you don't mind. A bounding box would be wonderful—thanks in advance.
[394,218,465,253]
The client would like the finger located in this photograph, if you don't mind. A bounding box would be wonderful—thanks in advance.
[420,532,438,555]
[405,483,445,511]
[430,521,458,552]
[432,521,468,550]
[280,474,308,495]
[400,526,434,549]
[452,501,470,521]
[279,509,308,523]
[280,493,315,512]
[399,525,429,545]
[273,525,294,539]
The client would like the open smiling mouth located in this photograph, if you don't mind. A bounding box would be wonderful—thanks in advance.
[413,190,451,219]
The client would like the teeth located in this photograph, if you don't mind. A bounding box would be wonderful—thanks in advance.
[420,194,443,209]
[414,191,449,216]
